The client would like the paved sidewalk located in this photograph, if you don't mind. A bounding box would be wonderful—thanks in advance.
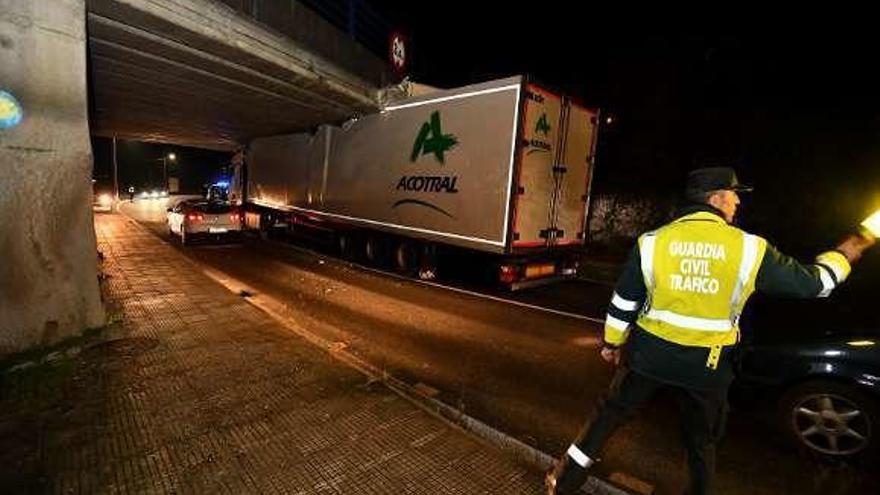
[0,212,543,494]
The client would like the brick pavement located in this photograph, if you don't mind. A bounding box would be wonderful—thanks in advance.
[0,212,544,494]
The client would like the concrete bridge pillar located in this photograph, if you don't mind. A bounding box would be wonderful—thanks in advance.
[0,0,105,353]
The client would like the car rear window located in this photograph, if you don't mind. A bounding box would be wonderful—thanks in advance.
[192,202,234,214]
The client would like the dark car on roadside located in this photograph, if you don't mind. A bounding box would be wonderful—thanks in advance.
[736,273,880,460]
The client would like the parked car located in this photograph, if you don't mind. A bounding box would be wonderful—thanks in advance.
[167,200,243,244]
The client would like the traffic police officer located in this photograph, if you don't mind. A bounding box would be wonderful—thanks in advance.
[547,167,876,494]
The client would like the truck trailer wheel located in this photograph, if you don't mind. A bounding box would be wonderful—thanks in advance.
[337,233,354,260]
[418,243,438,280]
[258,213,274,240]
[364,236,388,266]
[394,241,418,275]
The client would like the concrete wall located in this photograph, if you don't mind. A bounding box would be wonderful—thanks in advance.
[0,0,104,354]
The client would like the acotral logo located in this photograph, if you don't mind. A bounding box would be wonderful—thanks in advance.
[395,111,459,218]
[410,111,457,164]
[526,112,553,155]
[535,112,551,136]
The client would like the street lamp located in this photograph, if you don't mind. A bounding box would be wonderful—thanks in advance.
[160,152,176,192]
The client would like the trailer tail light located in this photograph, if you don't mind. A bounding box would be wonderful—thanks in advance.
[524,263,556,280]
[499,264,520,284]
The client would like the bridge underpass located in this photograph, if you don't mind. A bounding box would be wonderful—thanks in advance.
[1,0,389,352]
[87,0,385,150]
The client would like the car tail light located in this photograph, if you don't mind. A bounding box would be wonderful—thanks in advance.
[187,214,203,222]
[230,213,242,222]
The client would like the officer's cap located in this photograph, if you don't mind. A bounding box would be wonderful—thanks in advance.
[685,167,753,197]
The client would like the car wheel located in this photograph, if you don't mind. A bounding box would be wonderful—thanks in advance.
[779,380,877,458]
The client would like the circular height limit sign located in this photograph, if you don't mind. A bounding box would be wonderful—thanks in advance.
[389,31,408,75]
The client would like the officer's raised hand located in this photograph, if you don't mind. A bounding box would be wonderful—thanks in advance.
[837,233,876,263]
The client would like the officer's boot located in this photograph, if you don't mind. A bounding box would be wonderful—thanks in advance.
[545,447,594,495]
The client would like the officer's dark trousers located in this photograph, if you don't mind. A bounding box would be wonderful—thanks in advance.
[568,367,728,495]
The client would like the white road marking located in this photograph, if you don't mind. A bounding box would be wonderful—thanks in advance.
[263,239,606,324]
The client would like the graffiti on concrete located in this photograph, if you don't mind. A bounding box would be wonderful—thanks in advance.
[0,89,23,129]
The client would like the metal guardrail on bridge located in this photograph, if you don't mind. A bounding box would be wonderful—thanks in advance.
[218,0,392,60]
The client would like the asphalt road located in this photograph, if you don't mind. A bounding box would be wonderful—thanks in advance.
[116,197,878,495]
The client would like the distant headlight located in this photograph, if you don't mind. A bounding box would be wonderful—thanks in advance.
[140,191,149,198]
[150,191,159,198]
[847,340,875,347]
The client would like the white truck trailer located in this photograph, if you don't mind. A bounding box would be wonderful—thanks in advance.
[234,76,599,289]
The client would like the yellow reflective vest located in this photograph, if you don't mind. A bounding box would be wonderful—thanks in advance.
[605,209,850,380]
[635,211,766,348]
[603,210,852,371]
